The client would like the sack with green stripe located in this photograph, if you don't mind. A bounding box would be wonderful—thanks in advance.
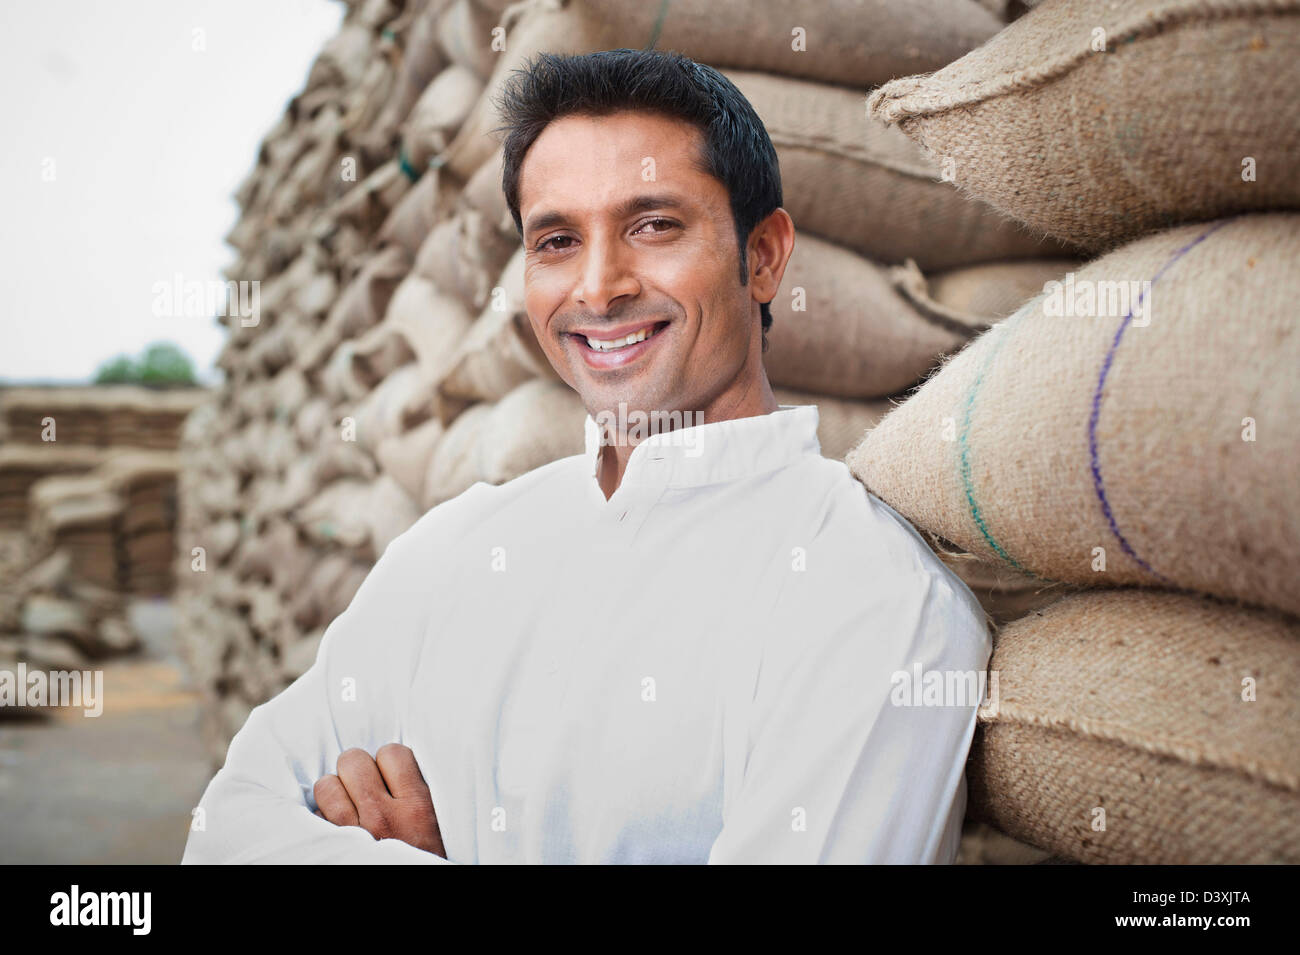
[846,213,1300,618]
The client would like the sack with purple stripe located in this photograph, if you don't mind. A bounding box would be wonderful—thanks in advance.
[847,213,1300,618]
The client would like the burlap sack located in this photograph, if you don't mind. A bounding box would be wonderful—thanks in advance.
[293,397,332,449]
[440,0,1005,180]
[400,63,485,170]
[325,161,414,248]
[847,214,1300,617]
[246,319,315,377]
[867,0,1300,250]
[380,0,450,128]
[204,519,241,565]
[347,320,419,395]
[321,340,371,404]
[377,272,467,372]
[291,553,371,631]
[437,0,498,79]
[376,416,445,503]
[366,474,422,557]
[771,387,892,462]
[968,589,1300,864]
[767,234,975,398]
[477,378,587,485]
[414,208,519,311]
[917,258,1077,324]
[351,364,430,455]
[307,20,372,91]
[272,437,379,517]
[729,70,1077,269]
[298,245,411,373]
[376,166,460,257]
[422,401,493,508]
[460,148,516,238]
[339,38,401,163]
[295,474,418,560]
[437,247,557,403]
[267,366,310,421]
[929,536,1080,627]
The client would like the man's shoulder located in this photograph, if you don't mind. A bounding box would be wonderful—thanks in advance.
[787,454,989,632]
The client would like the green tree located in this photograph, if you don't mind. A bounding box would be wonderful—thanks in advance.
[94,342,197,387]
[93,354,139,384]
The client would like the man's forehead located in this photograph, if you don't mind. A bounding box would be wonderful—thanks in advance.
[519,112,713,222]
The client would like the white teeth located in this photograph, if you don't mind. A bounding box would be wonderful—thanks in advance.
[585,324,661,351]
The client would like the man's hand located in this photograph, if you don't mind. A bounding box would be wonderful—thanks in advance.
[313,743,446,857]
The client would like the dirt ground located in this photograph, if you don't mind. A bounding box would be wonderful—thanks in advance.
[0,598,213,864]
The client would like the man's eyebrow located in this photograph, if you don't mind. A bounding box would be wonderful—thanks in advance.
[523,193,691,239]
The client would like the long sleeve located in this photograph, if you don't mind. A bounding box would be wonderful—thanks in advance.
[182,516,454,865]
[708,492,993,864]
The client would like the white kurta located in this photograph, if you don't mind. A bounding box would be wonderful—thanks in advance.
[183,404,992,864]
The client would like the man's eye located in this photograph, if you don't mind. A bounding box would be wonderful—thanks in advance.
[636,218,676,235]
[535,235,573,252]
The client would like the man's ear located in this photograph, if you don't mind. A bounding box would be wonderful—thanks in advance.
[748,208,796,308]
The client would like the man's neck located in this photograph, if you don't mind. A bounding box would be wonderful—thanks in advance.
[595,375,780,500]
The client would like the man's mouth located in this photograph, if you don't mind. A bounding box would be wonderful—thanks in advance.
[569,321,669,351]
[565,321,670,368]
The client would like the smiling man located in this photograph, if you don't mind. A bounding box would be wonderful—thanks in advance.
[182,49,991,865]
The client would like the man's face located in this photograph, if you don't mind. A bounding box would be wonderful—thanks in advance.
[517,110,761,424]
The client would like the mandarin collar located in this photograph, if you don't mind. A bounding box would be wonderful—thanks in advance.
[583,404,821,491]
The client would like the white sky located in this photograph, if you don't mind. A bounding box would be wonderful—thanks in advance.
[0,0,345,385]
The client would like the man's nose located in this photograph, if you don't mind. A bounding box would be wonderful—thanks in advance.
[572,233,639,314]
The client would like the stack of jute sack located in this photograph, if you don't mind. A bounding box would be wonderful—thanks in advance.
[0,386,203,453]
[0,548,139,676]
[0,388,201,705]
[0,445,106,530]
[23,451,184,596]
[179,0,1088,775]
[849,0,1300,862]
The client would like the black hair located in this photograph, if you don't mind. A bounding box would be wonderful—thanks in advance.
[492,48,783,349]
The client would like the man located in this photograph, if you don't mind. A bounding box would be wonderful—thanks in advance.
[183,48,991,865]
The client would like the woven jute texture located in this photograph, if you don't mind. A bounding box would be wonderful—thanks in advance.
[441,0,1005,179]
[766,233,975,398]
[438,248,558,404]
[847,214,1300,617]
[867,0,1300,250]
[728,70,1078,269]
[968,589,1300,864]
[922,259,1078,323]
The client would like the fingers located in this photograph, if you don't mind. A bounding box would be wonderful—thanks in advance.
[375,743,429,800]
[313,773,359,827]
[337,747,394,834]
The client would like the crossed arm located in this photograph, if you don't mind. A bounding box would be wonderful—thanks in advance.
[312,744,445,858]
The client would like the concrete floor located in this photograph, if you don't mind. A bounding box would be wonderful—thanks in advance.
[0,598,213,864]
